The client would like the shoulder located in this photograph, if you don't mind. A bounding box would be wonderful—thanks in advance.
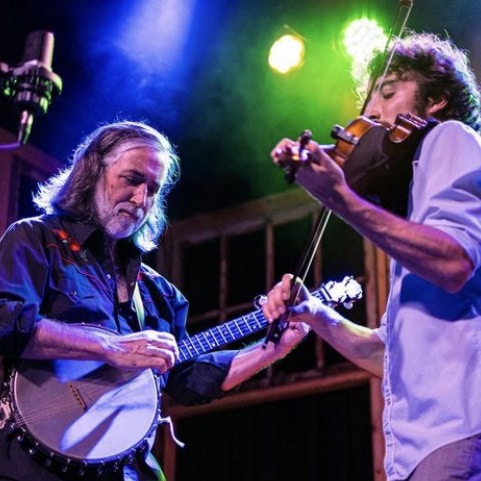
[417,120,481,168]
[139,262,188,305]
[0,216,78,253]
[425,120,481,145]
[0,216,63,261]
[2,215,54,239]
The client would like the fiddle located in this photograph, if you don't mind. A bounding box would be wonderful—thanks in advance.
[277,112,438,217]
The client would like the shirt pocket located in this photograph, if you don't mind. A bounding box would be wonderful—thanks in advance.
[44,267,103,321]
[53,272,96,304]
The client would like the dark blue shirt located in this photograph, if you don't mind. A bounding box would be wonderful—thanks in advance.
[0,215,237,480]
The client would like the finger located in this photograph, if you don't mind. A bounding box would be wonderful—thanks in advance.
[147,344,179,365]
[119,332,179,360]
[146,334,179,355]
[271,139,297,163]
[143,345,178,369]
[263,290,287,321]
[296,143,327,168]
[281,273,294,300]
[271,147,284,160]
[129,342,178,371]
[289,321,311,338]
[262,293,280,322]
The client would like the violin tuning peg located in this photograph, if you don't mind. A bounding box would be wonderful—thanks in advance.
[331,125,343,140]
[299,130,312,145]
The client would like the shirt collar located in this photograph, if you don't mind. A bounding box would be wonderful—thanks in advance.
[56,216,142,258]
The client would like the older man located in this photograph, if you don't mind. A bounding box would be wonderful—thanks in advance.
[0,121,307,480]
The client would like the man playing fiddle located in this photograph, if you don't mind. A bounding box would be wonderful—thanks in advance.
[263,32,481,481]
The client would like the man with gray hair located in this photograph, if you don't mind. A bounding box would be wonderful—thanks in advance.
[0,121,308,480]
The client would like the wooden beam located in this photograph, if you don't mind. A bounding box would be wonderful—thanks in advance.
[165,366,371,419]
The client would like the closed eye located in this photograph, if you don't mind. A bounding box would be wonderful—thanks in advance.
[123,174,160,197]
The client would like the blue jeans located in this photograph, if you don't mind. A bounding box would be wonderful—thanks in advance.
[406,433,481,481]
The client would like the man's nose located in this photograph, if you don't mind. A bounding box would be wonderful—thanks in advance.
[363,96,381,121]
[131,184,148,208]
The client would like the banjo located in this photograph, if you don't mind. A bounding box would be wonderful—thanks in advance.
[7,276,362,477]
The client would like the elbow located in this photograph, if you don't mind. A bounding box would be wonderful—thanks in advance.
[438,256,474,294]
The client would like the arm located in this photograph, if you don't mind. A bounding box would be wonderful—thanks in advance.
[319,183,473,293]
[272,122,481,293]
[221,321,309,391]
[21,318,179,372]
[262,274,384,378]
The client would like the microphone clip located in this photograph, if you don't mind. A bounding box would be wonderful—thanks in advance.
[0,31,62,146]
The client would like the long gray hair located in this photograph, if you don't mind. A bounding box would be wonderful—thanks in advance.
[33,121,180,251]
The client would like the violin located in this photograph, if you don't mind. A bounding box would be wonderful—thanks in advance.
[279,112,439,217]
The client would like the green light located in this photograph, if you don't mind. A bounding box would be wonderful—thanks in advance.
[268,34,305,74]
[343,18,387,61]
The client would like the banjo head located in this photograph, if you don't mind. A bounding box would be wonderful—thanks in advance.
[11,358,159,475]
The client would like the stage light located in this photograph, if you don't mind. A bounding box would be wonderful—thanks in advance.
[342,18,387,62]
[268,34,305,74]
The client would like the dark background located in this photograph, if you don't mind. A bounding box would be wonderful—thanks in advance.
[1,1,480,480]
[1,0,480,222]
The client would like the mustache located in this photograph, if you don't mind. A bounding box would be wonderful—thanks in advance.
[115,204,144,221]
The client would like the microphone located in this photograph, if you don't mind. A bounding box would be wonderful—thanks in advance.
[2,31,62,145]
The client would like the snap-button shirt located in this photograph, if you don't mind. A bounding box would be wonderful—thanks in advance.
[0,214,237,480]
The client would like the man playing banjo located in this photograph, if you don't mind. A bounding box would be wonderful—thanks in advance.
[0,121,309,480]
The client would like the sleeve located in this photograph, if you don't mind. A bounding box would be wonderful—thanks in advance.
[0,219,49,358]
[165,349,238,406]
[410,121,481,270]
[373,312,387,343]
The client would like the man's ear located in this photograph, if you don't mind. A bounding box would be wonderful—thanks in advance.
[426,96,448,116]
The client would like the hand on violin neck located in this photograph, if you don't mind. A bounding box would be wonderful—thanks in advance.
[271,137,312,165]
[271,136,349,206]
[271,135,340,170]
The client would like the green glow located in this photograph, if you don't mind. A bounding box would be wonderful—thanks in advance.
[268,34,305,74]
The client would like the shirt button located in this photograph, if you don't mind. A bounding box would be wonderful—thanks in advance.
[106,274,112,279]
